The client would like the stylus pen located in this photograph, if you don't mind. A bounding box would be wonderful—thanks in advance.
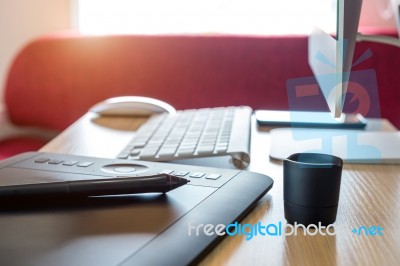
[0,174,189,199]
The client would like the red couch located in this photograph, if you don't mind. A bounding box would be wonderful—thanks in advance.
[1,33,399,159]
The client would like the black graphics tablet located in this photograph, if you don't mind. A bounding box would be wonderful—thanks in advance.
[0,152,273,265]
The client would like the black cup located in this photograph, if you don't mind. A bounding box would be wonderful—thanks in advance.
[284,153,343,226]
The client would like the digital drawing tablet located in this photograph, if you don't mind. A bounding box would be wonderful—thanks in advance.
[0,152,273,265]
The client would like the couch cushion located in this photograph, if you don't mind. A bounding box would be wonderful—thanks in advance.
[5,33,400,130]
[4,34,312,131]
[0,137,48,160]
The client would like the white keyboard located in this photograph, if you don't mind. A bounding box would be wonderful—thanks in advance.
[117,106,252,168]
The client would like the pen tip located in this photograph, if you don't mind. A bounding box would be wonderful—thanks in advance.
[167,174,189,186]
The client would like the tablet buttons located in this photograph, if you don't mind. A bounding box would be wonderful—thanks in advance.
[34,158,50,163]
[48,160,63,165]
[34,158,93,168]
[173,171,189,177]
[205,174,221,180]
[163,170,221,180]
[77,162,94,167]
[189,172,205,178]
[62,161,78,166]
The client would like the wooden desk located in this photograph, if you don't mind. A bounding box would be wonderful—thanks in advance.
[41,113,400,266]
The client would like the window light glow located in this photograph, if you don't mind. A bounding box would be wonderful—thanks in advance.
[77,0,336,35]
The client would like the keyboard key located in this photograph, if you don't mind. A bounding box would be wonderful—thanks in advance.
[180,142,197,148]
[206,174,221,180]
[158,148,177,158]
[197,145,215,154]
[115,107,251,166]
[148,140,164,145]
[219,137,229,143]
[176,147,196,156]
[140,148,159,158]
[117,153,129,159]
[189,172,205,178]
[161,144,179,149]
[130,141,147,147]
[200,138,216,144]
[130,148,142,156]
[124,144,135,149]
[216,144,228,151]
